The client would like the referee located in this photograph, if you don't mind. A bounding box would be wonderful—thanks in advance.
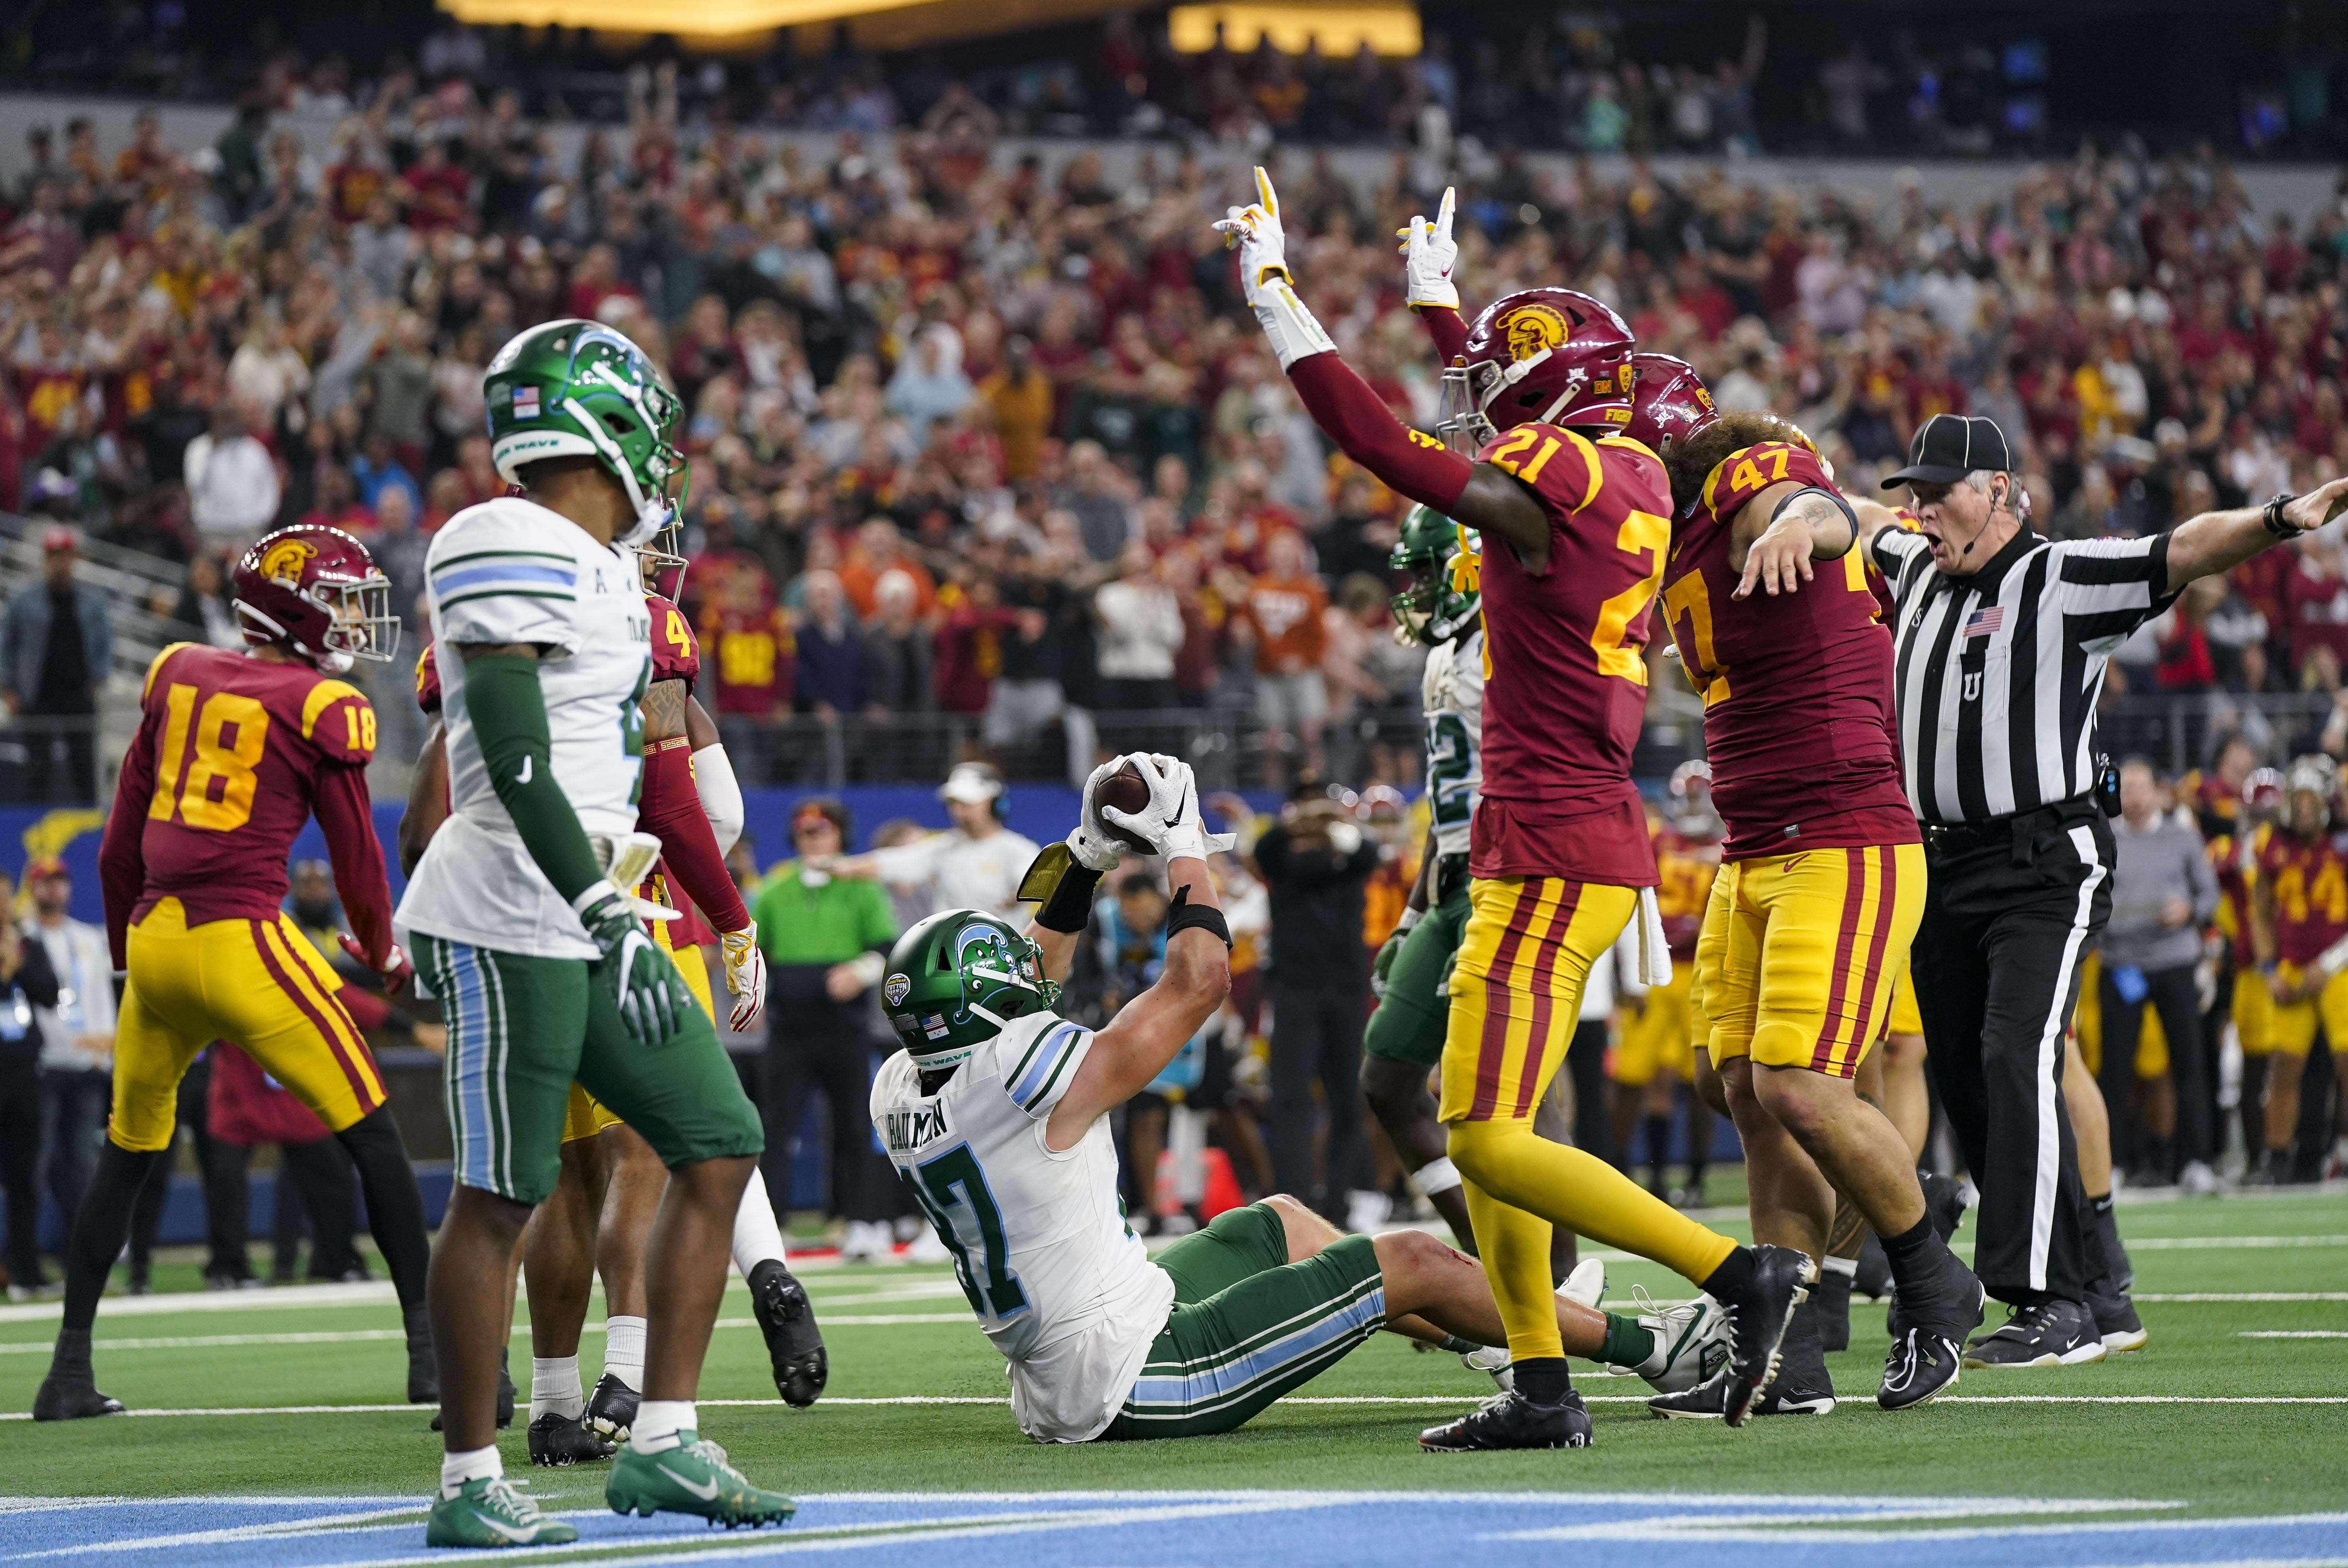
[1854,414,2348,1366]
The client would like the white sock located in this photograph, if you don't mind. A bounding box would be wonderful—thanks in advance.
[1822,1254,1860,1279]
[604,1316,647,1391]
[731,1169,789,1276]
[628,1398,695,1454]
[530,1355,583,1423]
[440,1444,501,1498]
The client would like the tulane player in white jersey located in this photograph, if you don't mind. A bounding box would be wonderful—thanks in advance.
[870,753,1697,1445]
[395,320,789,1548]
[1359,509,1725,1397]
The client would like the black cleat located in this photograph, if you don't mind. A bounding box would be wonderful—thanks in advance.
[1812,1265,1853,1353]
[1419,1389,1592,1451]
[1963,1299,2106,1368]
[429,1352,514,1432]
[1852,1230,1891,1299]
[1717,1243,1814,1428]
[32,1373,125,1422]
[2090,1290,2148,1353]
[528,1411,616,1466]
[1880,1259,1983,1411]
[586,1371,640,1442]
[1918,1169,1967,1244]
[1650,1367,1835,1418]
[748,1260,828,1407]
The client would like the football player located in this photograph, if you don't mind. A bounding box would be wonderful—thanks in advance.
[2226,769,2284,1178]
[1364,507,1724,1393]
[34,526,437,1422]
[1214,172,1811,1448]
[397,320,787,1546]
[1611,763,1722,1207]
[2248,754,2347,1184]
[1627,365,1983,1416]
[873,755,1707,1445]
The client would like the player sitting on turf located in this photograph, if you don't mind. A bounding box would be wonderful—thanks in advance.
[870,754,1711,1446]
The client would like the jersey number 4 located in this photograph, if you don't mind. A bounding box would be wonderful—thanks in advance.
[147,684,277,833]
[907,1145,1029,1320]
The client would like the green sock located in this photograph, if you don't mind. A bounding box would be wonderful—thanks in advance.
[1438,1335,1480,1354]
[1599,1312,1654,1367]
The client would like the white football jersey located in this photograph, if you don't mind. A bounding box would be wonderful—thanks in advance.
[869,826,1043,923]
[1421,626,1484,859]
[397,496,654,960]
[871,1012,1175,1443]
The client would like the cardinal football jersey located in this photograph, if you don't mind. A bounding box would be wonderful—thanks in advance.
[1421,625,1485,860]
[1659,439,1916,861]
[397,497,654,960]
[1470,424,1669,886]
[2258,828,2348,967]
[872,1012,1175,1443]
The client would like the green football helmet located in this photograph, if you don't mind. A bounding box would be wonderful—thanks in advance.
[881,909,1062,1069]
[483,319,687,547]
[1389,504,1480,646]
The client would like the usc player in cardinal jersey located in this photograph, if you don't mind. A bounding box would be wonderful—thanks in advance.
[1218,172,1809,1448]
[35,525,438,1422]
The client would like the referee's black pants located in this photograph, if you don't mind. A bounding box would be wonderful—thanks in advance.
[1912,800,2111,1307]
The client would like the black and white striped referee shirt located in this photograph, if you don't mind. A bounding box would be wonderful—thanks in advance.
[1872,525,2178,827]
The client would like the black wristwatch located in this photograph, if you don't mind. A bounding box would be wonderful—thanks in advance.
[2263,492,2303,538]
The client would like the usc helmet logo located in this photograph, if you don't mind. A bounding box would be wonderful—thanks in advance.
[1503,303,1571,362]
[259,537,316,587]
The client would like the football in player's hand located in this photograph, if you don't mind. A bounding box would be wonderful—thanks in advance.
[1093,759,1156,853]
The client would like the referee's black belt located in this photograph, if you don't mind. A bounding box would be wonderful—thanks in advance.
[1920,799,2094,858]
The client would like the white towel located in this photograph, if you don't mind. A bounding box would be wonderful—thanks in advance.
[1635,886,1675,988]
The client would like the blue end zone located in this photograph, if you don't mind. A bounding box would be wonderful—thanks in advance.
[5,1490,2343,1568]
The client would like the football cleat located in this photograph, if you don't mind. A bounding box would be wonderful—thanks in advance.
[1557,1258,1607,1309]
[1717,1243,1815,1427]
[1419,1389,1593,1451]
[2090,1290,2149,1353]
[1650,1367,1835,1418]
[32,1373,125,1422]
[1880,1270,1982,1411]
[430,1354,515,1432]
[1963,1299,2107,1368]
[426,1476,577,1547]
[1616,1287,1730,1395]
[1919,1168,1968,1243]
[1462,1344,1513,1391]
[586,1372,641,1442]
[529,1411,617,1466]
[606,1433,795,1527]
[748,1260,829,1408]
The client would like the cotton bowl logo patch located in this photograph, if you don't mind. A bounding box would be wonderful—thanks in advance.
[258,537,316,587]
[1503,303,1570,361]
[884,973,911,1008]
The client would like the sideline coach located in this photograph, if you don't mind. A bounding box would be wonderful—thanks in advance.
[1846,415,2347,1365]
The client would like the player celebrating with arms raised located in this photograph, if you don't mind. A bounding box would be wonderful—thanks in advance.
[1623,364,1983,1417]
[1216,172,1809,1448]
[397,320,786,1547]
[35,525,438,1424]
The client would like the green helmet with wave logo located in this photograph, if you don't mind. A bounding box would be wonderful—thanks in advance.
[881,909,1062,1069]
[1388,504,1480,645]
[483,318,687,547]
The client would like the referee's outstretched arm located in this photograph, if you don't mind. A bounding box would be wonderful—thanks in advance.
[2158,477,2348,592]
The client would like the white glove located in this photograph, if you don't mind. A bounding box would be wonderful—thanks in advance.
[720,922,767,1032]
[1100,753,1237,863]
[1065,757,1127,872]
[1396,185,1459,311]
[1213,167,1334,372]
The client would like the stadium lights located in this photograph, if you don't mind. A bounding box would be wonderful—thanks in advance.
[435,0,935,44]
[1167,0,1420,57]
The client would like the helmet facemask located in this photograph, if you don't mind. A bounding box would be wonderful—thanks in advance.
[319,573,401,670]
[640,521,688,600]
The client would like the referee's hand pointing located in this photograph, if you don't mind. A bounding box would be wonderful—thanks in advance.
[1733,513,1819,599]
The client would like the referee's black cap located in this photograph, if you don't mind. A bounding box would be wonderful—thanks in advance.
[1882,413,2014,488]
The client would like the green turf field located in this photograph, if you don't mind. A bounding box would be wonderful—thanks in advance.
[5,1184,2343,1527]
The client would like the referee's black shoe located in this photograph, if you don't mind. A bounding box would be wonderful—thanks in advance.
[1963,1299,2107,1368]
[1718,1243,1816,1427]
[1419,1388,1593,1451]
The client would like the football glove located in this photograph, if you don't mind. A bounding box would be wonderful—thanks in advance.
[1370,906,1421,999]
[1099,754,1237,863]
[720,922,767,1032]
[1213,167,1334,371]
[1396,186,1460,311]
[575,884,685,1047]
[338,932,416,995]
[1064,757,1128,873]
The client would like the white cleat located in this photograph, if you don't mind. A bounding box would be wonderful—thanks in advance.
[1618,1286,1733,1395]
[1557,1258,1607,1310]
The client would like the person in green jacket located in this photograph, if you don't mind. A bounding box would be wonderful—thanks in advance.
[751,798,901,1261]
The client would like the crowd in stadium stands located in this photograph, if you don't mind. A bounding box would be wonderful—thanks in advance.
[9,64,2348,790]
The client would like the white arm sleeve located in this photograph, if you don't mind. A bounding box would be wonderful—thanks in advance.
[691,742,743,853]
[868,834,947,890]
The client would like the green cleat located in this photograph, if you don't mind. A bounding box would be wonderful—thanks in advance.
[425,1476,579,1548]
[606,1432,795,1528]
